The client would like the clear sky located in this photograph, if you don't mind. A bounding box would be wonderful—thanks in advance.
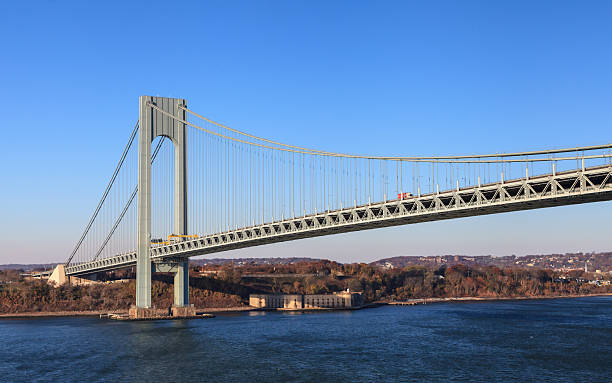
[1,1,611,264]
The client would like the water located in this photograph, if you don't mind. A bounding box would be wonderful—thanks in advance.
[1,297,611,383]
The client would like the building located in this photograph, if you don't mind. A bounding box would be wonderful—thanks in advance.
[249,294,303,309]
[303,291,362,309]
[249,290,363,310]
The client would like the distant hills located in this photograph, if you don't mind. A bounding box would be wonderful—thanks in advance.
[2,252,612,272]
[0,263,59,271]
[372,252,612,272]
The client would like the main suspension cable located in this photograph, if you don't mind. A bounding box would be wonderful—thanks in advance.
[155,103,612,163]
[179,105,612,161]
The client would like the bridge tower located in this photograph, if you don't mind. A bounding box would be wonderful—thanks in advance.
[135,96,190,312]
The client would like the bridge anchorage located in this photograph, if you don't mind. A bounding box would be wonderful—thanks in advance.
[58,95,612,319]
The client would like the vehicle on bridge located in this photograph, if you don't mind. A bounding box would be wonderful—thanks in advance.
[151,234,199,246]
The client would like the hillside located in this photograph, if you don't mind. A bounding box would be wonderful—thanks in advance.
[372,252,612,272]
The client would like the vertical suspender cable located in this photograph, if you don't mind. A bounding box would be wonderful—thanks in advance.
[65,122,139,266]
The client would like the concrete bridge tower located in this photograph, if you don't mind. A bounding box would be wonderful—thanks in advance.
[134,96,191,316]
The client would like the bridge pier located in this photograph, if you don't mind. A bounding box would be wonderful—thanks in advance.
[173,259,189,308]
[130,259,194,319]
[144,257,191,314]
[171,259,195,316]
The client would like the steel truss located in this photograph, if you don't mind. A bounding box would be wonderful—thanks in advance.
[66,165,612,276]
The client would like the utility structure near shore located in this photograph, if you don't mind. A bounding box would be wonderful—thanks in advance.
[48,95,612,319]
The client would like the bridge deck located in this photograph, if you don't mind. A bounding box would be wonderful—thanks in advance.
[66,165,612,276]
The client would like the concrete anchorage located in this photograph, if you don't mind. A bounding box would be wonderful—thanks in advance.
[132,96,194,318]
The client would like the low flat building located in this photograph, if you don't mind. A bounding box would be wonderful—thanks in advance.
[249,290,363,310]
[249,294,303,309]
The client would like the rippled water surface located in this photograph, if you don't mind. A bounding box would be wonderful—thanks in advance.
[1,297,611,382]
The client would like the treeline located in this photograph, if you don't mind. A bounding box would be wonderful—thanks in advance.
[213,261,612,302]
[0,275,242,314]
[1,262,610,313]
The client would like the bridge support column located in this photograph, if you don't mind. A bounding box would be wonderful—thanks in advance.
[173,259,189,307]
[136,97,153,308]
[172,258,195,316]
[151,260,193,315]
[136,96,188,309]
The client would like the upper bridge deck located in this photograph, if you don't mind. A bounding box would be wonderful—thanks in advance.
[66,164,612,276]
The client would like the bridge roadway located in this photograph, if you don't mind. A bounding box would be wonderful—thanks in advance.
[66,165,612,276]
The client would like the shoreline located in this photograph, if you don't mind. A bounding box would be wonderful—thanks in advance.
[0,310,126,319]
[385,292,612,306]
[0,307,254,319]
[1,293,611,319]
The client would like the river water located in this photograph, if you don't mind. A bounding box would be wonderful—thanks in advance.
[1,297,610,382]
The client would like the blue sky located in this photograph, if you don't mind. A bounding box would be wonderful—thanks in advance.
[1,1,611,264]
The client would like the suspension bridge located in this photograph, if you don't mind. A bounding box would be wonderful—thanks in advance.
[56,96,612,317]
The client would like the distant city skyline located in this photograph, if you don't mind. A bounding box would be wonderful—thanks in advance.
[1,1,612,263]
